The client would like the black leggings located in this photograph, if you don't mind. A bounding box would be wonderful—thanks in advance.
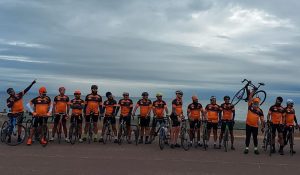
[245,124,258,147]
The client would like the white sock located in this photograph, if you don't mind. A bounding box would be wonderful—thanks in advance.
[246,147,249,150]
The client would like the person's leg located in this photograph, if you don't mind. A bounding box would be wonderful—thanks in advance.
[283,127,288,146]
[252,126,259,154]
[229,122,235,149]
[68,115,74,139]
[219,121,225,147]
[92,115,98,135]
[145,117,151,144]
[189,121,195,143]
[83,116,90,141]
[51,115,59,140]
[271,124,276,151]
[244,125,251,154]
[207,122,212,143]
[278,126,284,154]
[78,116,83,140]
[62,115,68,138]
[17,112,24,138]
[174,126,180,146]
[213,124,218,148]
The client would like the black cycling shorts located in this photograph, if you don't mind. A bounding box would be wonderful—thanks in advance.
[85,114,99,123]
[54,114,67,125]
[8,112,24,125]
[140,117,150,127]
[33,117,48,128]
[207,122,218,130]
[152,118,166,128]
[119,116,131,126]
[71,114,83,124]
[221,121,234,132]
[189,120,201,129]
[271,124,283,135]
[103,116,116,125]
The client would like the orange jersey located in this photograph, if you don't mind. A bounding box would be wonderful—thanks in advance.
[136,99,152,117]
[285,107,296,126]
[152,100,167,118]
[103,99,117,116]
[7,92,25,113]
[172,98,183,116]
[205,104,221,123]
[54,95,69,113]
[188,102,203,120]
[70,98,85,115]
[246,105,264,127]
[220,103,235,120]
[85,94,102,115]
[30,96,51,117]
[118,99,133,117]
[269,105,285,124]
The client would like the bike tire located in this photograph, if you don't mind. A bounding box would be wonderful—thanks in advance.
[0,121,9,143]
[103,125,110,144]
[290,131,294,156]
[118,126,124,145]
[6,124,26,146]
[69,124,77,145]
[231,88,246,106]
[181,128,190,151]
[159,129,165,150]
[253,90,267,106]
[224,129,229,152]
[134,128,139,146]
[268,132,272,156]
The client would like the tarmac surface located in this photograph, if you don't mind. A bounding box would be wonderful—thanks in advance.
[0,137,300,175]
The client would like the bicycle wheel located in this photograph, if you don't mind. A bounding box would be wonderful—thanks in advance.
[231,88,246,106]
[133,127,139,146]
[69,124,77,145]
[289,131,294,156]
[202,127,208,151]
[41,125,49,147]
[6,124,26,146]
[57,123,62,144]
[159,129,165,150]
[103,125,110,144]
[118,126,124,145]
[88,126,92,144]
[268,132,272,156]
[181,128,190,151]
[262,131,268,151]
[25,119,32,136]
[253,90,267,105]
[224,128,229,152]
[0,121,9,142]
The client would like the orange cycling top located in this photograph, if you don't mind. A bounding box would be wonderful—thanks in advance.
[118,99,133,117]
[205,104,221,123]
[7,91,25,114]
[172,98,183,116]
[103,99,117,117]
[268,105,285,124]
[152,100,167,118]
[136,99,152,117]
[285,107,296,126]
[85,94,102,115]
[30,96,51,117]
[70,98,85,115]
[220,103,235,120]
[246,104,264,128]
[54,95,70,113]
[188,102,203,120]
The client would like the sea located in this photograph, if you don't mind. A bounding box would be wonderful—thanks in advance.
[1,92,299,121]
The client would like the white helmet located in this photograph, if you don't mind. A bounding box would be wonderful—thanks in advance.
[287,99,294,106]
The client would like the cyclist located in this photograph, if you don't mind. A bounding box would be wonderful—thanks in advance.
[115,92,134,144]
[170,90,184,149]
[26,87,52,145]
[187,95,206,147]
[151,93,169,141]
[99,92,118,143]
[83,85,102,142]
[69,90,85,143]
[6,79,36,142]
[283,99,298,153]
[219,96,236,150]
[267,96,285,155]
[133,92,152,144]
[205,96,221,149]
[50,87,70,142]
[244,88,264,155]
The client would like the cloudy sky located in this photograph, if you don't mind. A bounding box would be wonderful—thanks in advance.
[0,0,299,100]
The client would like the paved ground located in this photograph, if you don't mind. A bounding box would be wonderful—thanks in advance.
[0,137,300,175]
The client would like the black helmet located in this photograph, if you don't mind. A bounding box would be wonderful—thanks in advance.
[91,85,98,90]
[7,88,14,94]
[142,92,149,96]
[106,92,112,97]
[276,96,283,103]
[175,90,183,95]
[224,96,230,100]
[123,92,129,96]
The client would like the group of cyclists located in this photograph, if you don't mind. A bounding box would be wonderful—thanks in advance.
[4,80,298,155]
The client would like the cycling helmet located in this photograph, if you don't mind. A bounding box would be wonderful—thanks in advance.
[252,97,260,103]
[192,95,198,101]
[39,87,47,94]
[59,87,65,92]
[175,90,183,95]
[106,91,112,97]
[156,93,163,97]
[142,92,149,96]
[74,90,81,95]
[123,92,129,96]
[287,99,294,106]
[91,85,98,90]
[276,96,283,103]
[224,96,230,100]
[6,88,14,94]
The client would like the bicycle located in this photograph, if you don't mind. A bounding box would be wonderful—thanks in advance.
[0,113,27,146]
[231,79,266,106]
[118,116,132,145]
[285,125,295,156]
[150,117,170,150]
[189,120,201,148]
[131,116,140,146]
[222,120,232,152]
[102,116,113,144]
[180,118,190,151]
[262,122,272,156]
[202,120,208,151]
[69,114,81,145]
[27,116,50,147]
[56,113,66,144]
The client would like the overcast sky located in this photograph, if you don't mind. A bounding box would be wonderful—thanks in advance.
[0,0,299,99]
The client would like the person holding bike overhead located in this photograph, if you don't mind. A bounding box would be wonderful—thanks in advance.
[187,95,206,147]
[99,92,118,143]
[50,87,70,142]
[151,93,169,140]
[69,90,85,143]
[170,90,184,149]
[26,87,52,145]
[205,96,221,149]
[244,88,264,155]
[283,99,298,153]
[267,96,285,155]
[115,92,134,143]
[133,92,152,144]
[83,85,102,142]
[6,79,36,143]
[219,96,235,150]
